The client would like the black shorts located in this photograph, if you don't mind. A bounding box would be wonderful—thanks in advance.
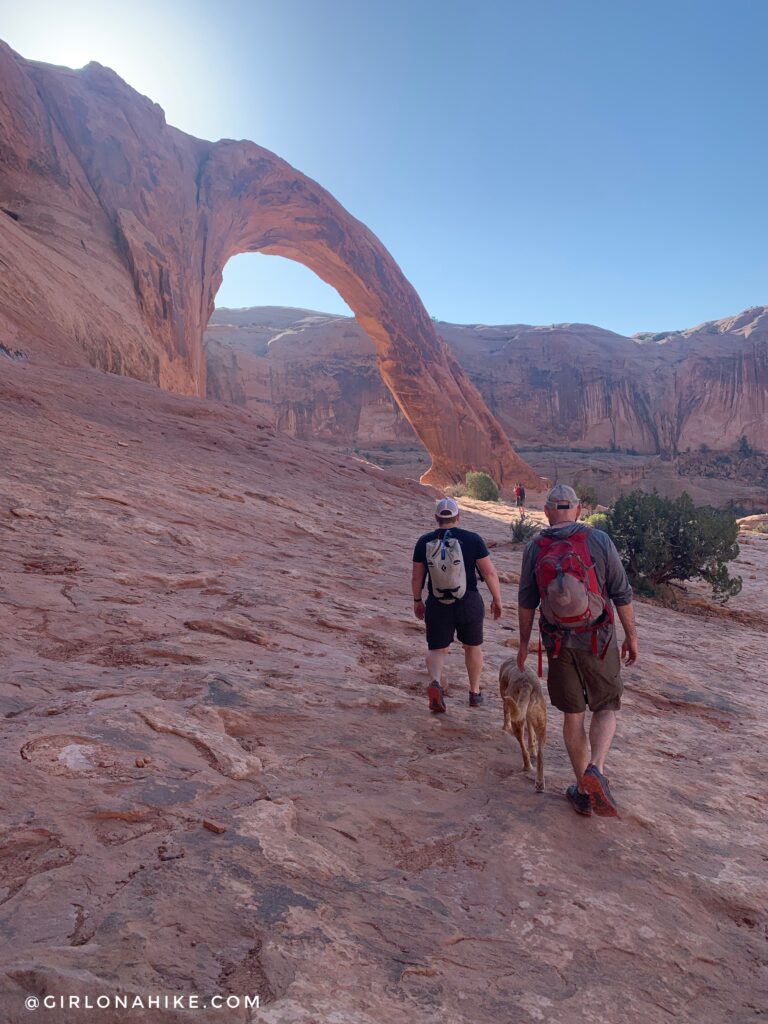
[425,591,485,650]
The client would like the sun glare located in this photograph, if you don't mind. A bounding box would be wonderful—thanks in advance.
[27,23,166,95]
[27,30,107,71]
[1,2,230,139]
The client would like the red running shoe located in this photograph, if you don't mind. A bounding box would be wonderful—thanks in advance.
[581,763,619,817]
[427,681,446,713]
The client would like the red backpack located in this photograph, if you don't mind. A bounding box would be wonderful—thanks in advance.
[534,527,612,658]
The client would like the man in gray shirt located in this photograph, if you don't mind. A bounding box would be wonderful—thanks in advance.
[517,485,639,817]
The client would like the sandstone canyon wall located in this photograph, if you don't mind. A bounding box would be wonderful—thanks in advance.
[205,308,420,446]
[0,40,542,490]
[206,305,768,457]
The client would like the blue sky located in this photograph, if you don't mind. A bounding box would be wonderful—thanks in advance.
[3,0,767,334]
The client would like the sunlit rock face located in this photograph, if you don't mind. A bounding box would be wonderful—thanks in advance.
[441,309,768,455]
[205,308,420,446]
[0,40,543,490]
[206,306,768,456]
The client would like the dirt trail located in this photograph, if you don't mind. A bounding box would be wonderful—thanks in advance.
[0,362,765,1023]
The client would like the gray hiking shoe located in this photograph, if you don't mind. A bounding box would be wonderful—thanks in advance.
[469,691,484,707]
[566,784,592,816]
[581,764,619,817]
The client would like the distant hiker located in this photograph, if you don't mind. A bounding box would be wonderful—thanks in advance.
[516,484,638,817]
[514,482,526,510]
[412,497,503,712]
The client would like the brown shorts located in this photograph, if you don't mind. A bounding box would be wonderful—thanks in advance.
[546,644,623,713]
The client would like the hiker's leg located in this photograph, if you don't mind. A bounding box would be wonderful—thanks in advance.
[426,646,449,683]
[463,643,483,693]
[562,712,590,789]
[581,646,622,772]
[424,598,453,686]
[455,594,484,694]
[589,710,616,773]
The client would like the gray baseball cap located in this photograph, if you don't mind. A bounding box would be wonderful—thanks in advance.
[545,484,580,509]
[435,497,460,518]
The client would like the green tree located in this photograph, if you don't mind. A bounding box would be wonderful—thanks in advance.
[465,471,500,502]
[582,512,611,533]
[576,483,598,508]
[600,490,741,601]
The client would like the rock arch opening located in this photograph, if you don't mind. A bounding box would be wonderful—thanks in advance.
[215,252,353,318]
[205,252,424,460]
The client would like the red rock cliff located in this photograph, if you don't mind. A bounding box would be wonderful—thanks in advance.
[0,40,544,490]
[206,306,768,457]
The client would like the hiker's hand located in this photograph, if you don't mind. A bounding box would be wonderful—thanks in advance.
[621,636,638,666]
[491,599,502,621]
[516,641,528,672]
[414,599,425,621]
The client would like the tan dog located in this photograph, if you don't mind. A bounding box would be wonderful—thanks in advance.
[498,657,547,792]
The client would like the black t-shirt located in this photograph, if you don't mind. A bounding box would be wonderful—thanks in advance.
[413,527,490,596]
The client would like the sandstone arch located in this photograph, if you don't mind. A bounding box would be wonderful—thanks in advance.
[199,141,545,489]
[0,42,544,489]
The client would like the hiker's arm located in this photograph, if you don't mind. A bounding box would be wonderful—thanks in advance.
[616,602,638,666]
[517,606,536,671]
[516,541,539,670]
[411,562,428,620]
[476,555,502,620]
[600,535,637,664]
[603,536,633,607]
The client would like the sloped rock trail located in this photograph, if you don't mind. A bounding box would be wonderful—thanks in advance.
[0,361,765,1023]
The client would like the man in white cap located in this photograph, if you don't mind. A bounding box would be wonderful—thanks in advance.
[517,484,639,817]
[412,497,503,712]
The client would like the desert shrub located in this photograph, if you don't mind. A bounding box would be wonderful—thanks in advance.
[576,484,598,508]
[754,522,768,535]
[465,471,499,502]
[582,512,611,533]
[446,482,467,498]
[737,434,754,457]
[605,490,742,601]
[510,513,538,544]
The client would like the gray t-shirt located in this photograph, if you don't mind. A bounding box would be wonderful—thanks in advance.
[518,522,632,651]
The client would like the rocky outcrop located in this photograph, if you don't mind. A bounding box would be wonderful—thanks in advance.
[0,40,542,490]
[206,305,768,457]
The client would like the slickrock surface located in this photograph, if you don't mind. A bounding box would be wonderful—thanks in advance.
[1,360,765,1023]
[207,305,768,458]
[0,39,541,490]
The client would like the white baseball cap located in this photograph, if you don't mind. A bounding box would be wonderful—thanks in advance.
[435,497,460,518]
